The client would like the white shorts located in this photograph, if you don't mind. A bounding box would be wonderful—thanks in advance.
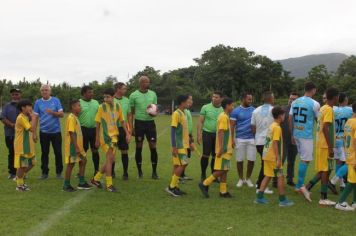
[235,138,256,162]
[334,147,345,161]
[294,138,314,162]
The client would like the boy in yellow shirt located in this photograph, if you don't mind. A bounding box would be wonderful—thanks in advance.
[199,98,234,198]
[255,106,294,206]
[14,99,36,192]
[91,88,131,192]
[63,100,92,192]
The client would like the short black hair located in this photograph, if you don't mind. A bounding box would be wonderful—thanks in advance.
[263,91,273,102]
[240,91,252,100]
[339,92,347,104]
[304,81,316,92]
[325,87,339,100]
[17,99,32,111]
[213,91,223,97]
[103,88,115,96]
[352,102,356,113]
[290,91,299,96]
[81,85,93,96]
[69,99,80,109]
[114,82,126,91]
[177,95,189,105]
[272,106,285,119]
[221,97,233,109]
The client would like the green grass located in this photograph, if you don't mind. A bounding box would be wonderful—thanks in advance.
[0,115,355,236]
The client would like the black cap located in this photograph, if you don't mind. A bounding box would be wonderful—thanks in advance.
[10,88,21,93]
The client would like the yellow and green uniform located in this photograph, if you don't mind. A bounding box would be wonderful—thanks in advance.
[200,103,223,133]
[79,98,99,128]
[315,104,335,172]
[262,122,283,177]
[14,113,36,168]
[64,113,86,164]
[171,109,190,166]
[344,118,356,183]
[95,102,124,153]
[129,89,157,121]
[114,96,130,129]
[214,112,233,170]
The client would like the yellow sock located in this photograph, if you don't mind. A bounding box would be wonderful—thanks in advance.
[169,174,180,188]
[203,175,216,186]
[220,183,227,193]
[17,177,24,186]
[94,172,103,181]
[106,176,113,187]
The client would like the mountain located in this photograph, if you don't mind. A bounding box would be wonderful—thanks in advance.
[277,53,348,78]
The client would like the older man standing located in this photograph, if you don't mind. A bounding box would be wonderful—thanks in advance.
[1,88,21,179]
[32,84,64,179]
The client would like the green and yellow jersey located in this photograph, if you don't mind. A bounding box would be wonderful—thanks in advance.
[65,113,86,161]
[215,112,233,159]
[171,109,190,151]
[129,89,157,121]
[316,104,335,149]
[200,103,223,133]
[262,122,283,162]
[344,118,356,165]
[14,113,35,158]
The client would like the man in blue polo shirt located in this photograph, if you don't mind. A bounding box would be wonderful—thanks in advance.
[32,84,64,179]
[1,88,21,179]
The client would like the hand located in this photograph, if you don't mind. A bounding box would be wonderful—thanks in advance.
[126,133,131,144]
[328,147,334,158]
[197,134,202,145]
[172,147,178,156]
[33,133,38,143]
[95,138,100,149]
[291,137,296,145]
[277,159,282,169]
[190,143,196,151]
[45,108,53,114]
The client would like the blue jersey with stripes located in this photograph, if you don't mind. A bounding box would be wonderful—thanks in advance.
[334,106,353,148]
[290,96,320,139]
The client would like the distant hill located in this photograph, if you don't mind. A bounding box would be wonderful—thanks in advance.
[277,53,348,78]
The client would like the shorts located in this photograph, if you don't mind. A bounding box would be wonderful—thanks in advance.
[202,131,216,158]
[334,147,345,161]
[118,127,129,151]
[315,148,329,172]
[81,127,97,152]
[101,142,117,154]
[65,153,85,164]
[295,138,314,162]
[134,120,157,143]
[214,154,231,171]
[347,165,356,183]
[14,155,36,169]
[172,149,189,166]
[264,160,277,177]
[235,138,256,162]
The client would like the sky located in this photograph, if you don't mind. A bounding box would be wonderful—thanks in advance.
[1,0,355,86]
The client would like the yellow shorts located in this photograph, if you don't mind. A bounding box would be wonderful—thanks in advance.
[347,165,356,183]
[101,142,117,154]
[315,148,329,172]
[214,154,232,171]
[172,149,189,166]
[264,160,277,177]
[65,153,86,164]
[14,155,36,169]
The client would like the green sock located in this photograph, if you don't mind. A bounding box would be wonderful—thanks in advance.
[79,176,85,185]
[257,191,264,199]
[64,180,70,187]
[352,184,356,203]
[321,184,328,199]
[339,183,353,203]
[279,195,286,202]
[309,175,319,185]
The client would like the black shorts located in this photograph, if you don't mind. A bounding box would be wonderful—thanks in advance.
[202,131,216,158]
[118,127,129,151]
[134,120,157,143]
[81,126,97,152]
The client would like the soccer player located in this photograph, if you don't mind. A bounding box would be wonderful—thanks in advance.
[335,102,356,211]
[308,87,339,206]
[166,95,192,197]
[63,100,92,192]
[197,91,223,181]
[330,93,352,191]
[254,106,294,206]
[252,91,274,194]
[14,99,36,191]
[129,76,159,179]
[289,82,320,202]
[230,92,256,188]
[113,82,132,180]
[199,98,234,198]
[91,88,131,192]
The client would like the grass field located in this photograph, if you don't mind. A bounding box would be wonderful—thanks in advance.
[1,115,355,236]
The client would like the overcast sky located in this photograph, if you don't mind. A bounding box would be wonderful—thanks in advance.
[1,0,355,86]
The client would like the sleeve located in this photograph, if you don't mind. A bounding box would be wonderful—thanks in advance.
[56,98,63,112]
[95,106,102,123]
[1,105,7,119]
[129,93,135,108]
[313,101,320,118]
[199,105,206,116]
[251,110,256,125]
[323,107,333,123]
[19,116,31,131]
[171,112,179,127]
[33,100,40,116]
[67,116,76,133]
[272,126,281,141]
[217,116,228,131]
[118,106,124,122]
[229,108,237,121]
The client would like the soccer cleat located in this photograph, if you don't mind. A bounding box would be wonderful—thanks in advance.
[38,174,48,180]
[122,174,129,181]
[152,173,160,180]
[254,197,268,204]
[319,199,336,206]
[245,179,254,188]
[8,174,16,180]
[328,181,338,195]
[90,178,103,189]
[77,182,92,190]
[198,183,209,198]
[236,179,244,188]
[63,185,76,192]
[335,202,354,211]
[279,199,294,207]
[264,188,274,195]
[107,185,117,192]
[175,188,187,195]
[220,192,232,198]
[165,186,182,197]
[299,186,312,202]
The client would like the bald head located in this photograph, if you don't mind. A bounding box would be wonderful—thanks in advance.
[139,75,150,91]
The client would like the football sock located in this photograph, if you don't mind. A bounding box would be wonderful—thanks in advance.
[150,148,158,174]
[353,184,356,203]
[94,172,103,181]
[279,195,286,202]
[308,175,320,190]
[17,177,24,186]
[79,176,85,185]
[320,184,328,199]
[336,164,348,178]
[122,153,129,175]
[169,174,180,188]
[220,183,227,194]
[257,191,264,199]
[135,148,143,173]
[64,179,70,187]
[296,162,308,189]
[203,175,216,186]
[201,157,208,177]
[210,158,215,173]
[106,176,113,187]
[338,182,352,203]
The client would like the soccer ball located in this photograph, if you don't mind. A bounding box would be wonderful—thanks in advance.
[147,104,158,117]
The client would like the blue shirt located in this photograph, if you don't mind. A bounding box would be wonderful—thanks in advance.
[230,105,255,139]
[1,101,19,137]
[334,106,353,148]
[33,96,63,133]
[289,96,320,139]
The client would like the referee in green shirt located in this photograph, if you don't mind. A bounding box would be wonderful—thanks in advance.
[129,76,159,179]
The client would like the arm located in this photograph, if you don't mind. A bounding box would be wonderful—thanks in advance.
[216,129,224,158]
[31,114,38,142]
[288,114,295,145]
[251,111,256,135]
[47,110,64,118]
[273,140,281,168]
[1,118,15,128]
[230,119,236,148]
[95,122,100,148]
[251,125,256,135]
[130,107,135,136]
[197,116,205,145]
[171,126,178,156]
[69,131,80,154]
[323,122,334,157]
[127,111,133,133]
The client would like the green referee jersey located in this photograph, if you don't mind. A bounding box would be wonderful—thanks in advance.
[129,89,157,121]
[78,98,99,128]
[185,109,193,135]
[200,103,223,133]
[114,96,130,127]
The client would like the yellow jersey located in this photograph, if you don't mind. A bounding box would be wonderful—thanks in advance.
[263,122,283,162]
[14,113,35,158]
[65,113,86,158]
[171,109,189,150]
[344,117,356,165]
[316,104,335,149]
[215,112,233,158]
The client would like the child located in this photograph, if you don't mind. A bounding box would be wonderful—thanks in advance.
[199,97,234,198]
[14,99,36,191]
[166,95,192,196]
[91,88,131,192]
[63,100,92,192]
[255,106,294,206]
[335,101,356,211]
